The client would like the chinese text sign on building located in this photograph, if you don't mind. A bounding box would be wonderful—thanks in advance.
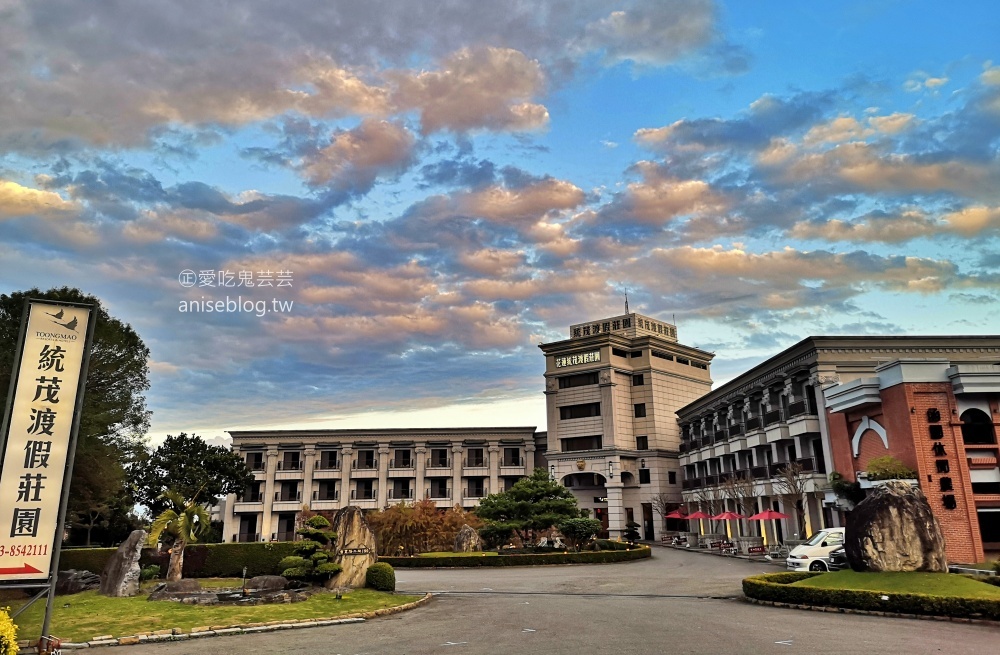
[0,301,92,582]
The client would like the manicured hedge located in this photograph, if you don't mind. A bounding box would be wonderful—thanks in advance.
[366,562,396,591]
[382,546,651,568]
[60,542,300,578]
[743,572,1000,621]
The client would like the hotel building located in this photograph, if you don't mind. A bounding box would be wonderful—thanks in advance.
[676,336,1000,561]
[221,427,543,543]
[538,313,714,540]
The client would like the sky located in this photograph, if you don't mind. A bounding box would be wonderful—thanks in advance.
[2,1,1000,445]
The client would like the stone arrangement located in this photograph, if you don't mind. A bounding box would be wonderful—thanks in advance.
[99,529,147,597]
[845,480,948,572]
[56,569,101,595]
[328,506,378,588]
[453,524,482,552]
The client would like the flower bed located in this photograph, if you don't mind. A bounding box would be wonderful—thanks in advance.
[381,546,651,568]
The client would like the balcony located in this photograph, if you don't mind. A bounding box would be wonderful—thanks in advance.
[232,500,264,513]
[426,458,452,470]
[388,488,415,500]
[352,459,378,470]
[750,465,768,479]
[274,491,301,502]
[389,460,415,470]
[745,416,762,432]
[312,490,339,501]
[464,458,489,471]
[682,479,693,490]
[728,423,744,437]
[427,488,451,500]
[764,409,782,427]
[680,441,692,454]
[704,474,720,486]
[232,532,260,543]
[714,430,728,443]
[351,488,378,501]
[463,487,489,499]
[314,460,341,471]
[797,457,817,473]
[275,459,304,480]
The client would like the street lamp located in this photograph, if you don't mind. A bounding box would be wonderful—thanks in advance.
[640,458,646,469]
[607,461,614,480]
[549,464,556,481]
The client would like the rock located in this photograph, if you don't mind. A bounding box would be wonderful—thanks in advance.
[248,575,287,591]
[164,579,201,593]
[453,524,482,552]
[845,480,947,572]
[56,569,100,595]
[99,529,147,597]
[326,506,377,589]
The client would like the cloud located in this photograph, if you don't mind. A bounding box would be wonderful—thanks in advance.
[391,47,549,134]
[0,180,77,218]
[788,210,938,243]
[579,1,716,66]
[298,119,417,192]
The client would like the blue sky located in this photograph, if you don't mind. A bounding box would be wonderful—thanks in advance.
[2,1,999,443]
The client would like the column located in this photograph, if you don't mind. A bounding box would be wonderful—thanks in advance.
[599,369,617,448]
[415,446,427,500]
[606,481,625,539]
[525,443,536,473]
[488,443,500,496]
[377,444,390,507]
[222,492,236,543]
[452,444,464,506]
[340,447,353,506]
[302,447,316,512]
[261,448,278,541]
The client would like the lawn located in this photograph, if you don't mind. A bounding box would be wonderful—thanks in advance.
[791,570,1000,599]
[416,551,498,558]
[7,579,419,643]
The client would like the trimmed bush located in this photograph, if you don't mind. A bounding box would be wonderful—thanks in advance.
[743,572,1000,620]
[60,543,300,578]
[382,545,651,568]
[139,564,161,581]
[866,456,918,481]
[594,539,632,551]
[0,607,17,655]
[366,562,396,591]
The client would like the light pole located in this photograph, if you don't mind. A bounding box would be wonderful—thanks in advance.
[549,463,556,481]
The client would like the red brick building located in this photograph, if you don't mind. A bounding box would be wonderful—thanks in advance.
[826,360,1000,563]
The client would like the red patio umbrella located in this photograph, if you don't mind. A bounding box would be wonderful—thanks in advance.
[685,511,712,520]
[664,509,688,520]
[747,509,789,520]
[711,511,746,520]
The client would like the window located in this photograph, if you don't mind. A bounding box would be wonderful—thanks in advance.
[560,402,602,420]
[245,451,264,471]
[634,403,646,418]
[561,435,603,452]
[502,447,522,467]
[558,371,600,389]
[240,481,262,502]
[429,448,449,467]
[316,481,337,501]
[630,350,643,358]
[430,479,450,498]
[318,450,339,470]
[635,435,648,450]
[632,374,644,386]
[355,449,376,469]
[277,481,299,502]
[466,447,486,467]
[278,451,301,471]
[612,347,628,358]
[639,469,651,484]
[393,448,413,468]
[676,357,690,365]
[651,350,673,361]
[668,471,677,485]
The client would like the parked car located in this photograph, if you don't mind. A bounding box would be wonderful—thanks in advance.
[827,545,849,571]
[786,527,846,571]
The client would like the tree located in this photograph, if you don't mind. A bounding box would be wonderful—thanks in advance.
[0,287,151,543]
[279,515,342,583]
[623,521,641,545]
[367,500,482,555]
[866,456,917,481]
[558,517,602,551]
[132,433,254,517]
[475,468,581,545]
[147,490,211,582]
[774,461,809,538]
[720,472,758,537]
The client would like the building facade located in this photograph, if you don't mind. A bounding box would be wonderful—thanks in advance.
[825,359,1000,563]
[538,313,714,540]
[221,427,543,543]
[675,336,1000,561]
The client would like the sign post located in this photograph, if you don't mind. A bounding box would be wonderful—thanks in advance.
[0,299,95,646]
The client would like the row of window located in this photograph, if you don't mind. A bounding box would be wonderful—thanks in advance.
[246,447,527,470]
[558,402,647,420]
[240,475,529,503]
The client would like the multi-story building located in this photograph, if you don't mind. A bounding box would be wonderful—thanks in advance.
[221,427,543,543]
[676,336,1000,560]
[538,312,714,540]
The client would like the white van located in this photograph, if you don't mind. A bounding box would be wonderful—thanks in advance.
[785,527,845,571]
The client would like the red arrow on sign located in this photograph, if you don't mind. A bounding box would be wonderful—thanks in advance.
[0,563,42,576]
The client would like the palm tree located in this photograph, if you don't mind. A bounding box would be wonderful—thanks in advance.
[147,489,211,582]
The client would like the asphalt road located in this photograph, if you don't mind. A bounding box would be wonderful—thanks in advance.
[120,547,999,655]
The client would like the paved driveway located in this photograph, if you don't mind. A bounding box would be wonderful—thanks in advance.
[119,548,999,654]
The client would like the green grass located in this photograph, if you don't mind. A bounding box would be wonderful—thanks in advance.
[791,570,1000,599]
[952,561,1000,571]
[7,580,419,643]
[416,551,499,558]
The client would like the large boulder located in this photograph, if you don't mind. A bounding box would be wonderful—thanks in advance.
[248,575,288,591]
[453,524,482,552]
[163,579,201,593]
[327,506,377,589]
[99,529,147,597]
[845,480,947,572]
[56,569,100,595]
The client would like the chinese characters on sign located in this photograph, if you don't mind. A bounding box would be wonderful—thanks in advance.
[554,351,601,368]
[569,314,677,340]
[178,269,294,288]
[0,301,92,581]
[925,407,958,512]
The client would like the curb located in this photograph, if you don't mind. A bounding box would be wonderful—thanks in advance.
[18,593,432,652]
[743,596,1000,626]
[659,543,787,567]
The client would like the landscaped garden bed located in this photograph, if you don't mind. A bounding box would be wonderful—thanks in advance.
[382,545,651,567]
[743,570,1000,620]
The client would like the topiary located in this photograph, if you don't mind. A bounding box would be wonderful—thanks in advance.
[866,456,918,481]
[365,562,396,591]
[280,515,343,583]
[140,564,162,581]
[0,607,17,655]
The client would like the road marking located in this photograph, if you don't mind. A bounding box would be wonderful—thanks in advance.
[522,628,536,633]
[775,640,793,646]
[442,642,468,646]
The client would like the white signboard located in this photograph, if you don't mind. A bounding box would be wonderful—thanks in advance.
[0,301,92,582]
[554,350,601,368]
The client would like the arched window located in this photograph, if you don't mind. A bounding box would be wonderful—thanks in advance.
[960,408,996,445]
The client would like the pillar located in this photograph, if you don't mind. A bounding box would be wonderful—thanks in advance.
[340,446,353,505]
[377,444,390,507]
[261,448,278,541]
[606,481,625,539]
[488,443,500,496]
[302,447,316,514]
[415,446,427,500]
[452,444,464,506]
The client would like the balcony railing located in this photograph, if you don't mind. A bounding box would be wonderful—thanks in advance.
[277,460,303,471]
[315,460,341,471]
[428,488,451,499]
[728,423,744,437]
[464,487,488,498]
[233,532,260,543]
[681,479,693,490]
[389,489,415,499]
[239,494,263,503]
[501,459,523,467]
[679,441,692,453]
[962,424,997,445]
[351,488,378,500]
[750,465,768,478]
[312,490,339,501]
[274,531,297,542]
[787,400,810,417]
[246,461,265,471]
[705,474,720,486]
[764,409,783,426]
[465,459,488,468]
[714,430,728,442]
[745,417,761,431]
[353,459,378,470]
[389,460,415,469]
[691,477,704,489]
[274,491,301,502]
[427,458,452,468]
[797,457,816,472]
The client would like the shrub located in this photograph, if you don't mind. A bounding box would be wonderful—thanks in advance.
[0,607,16,655]
[558,517,602,551]
[381,545,651,568]
[139,564,162,581]
[742,572,1000,620]
[829,472,866,506]
[280,516,342,583]
[366,562,396,591]
[61,543,300,578]
[866,456,918,481]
